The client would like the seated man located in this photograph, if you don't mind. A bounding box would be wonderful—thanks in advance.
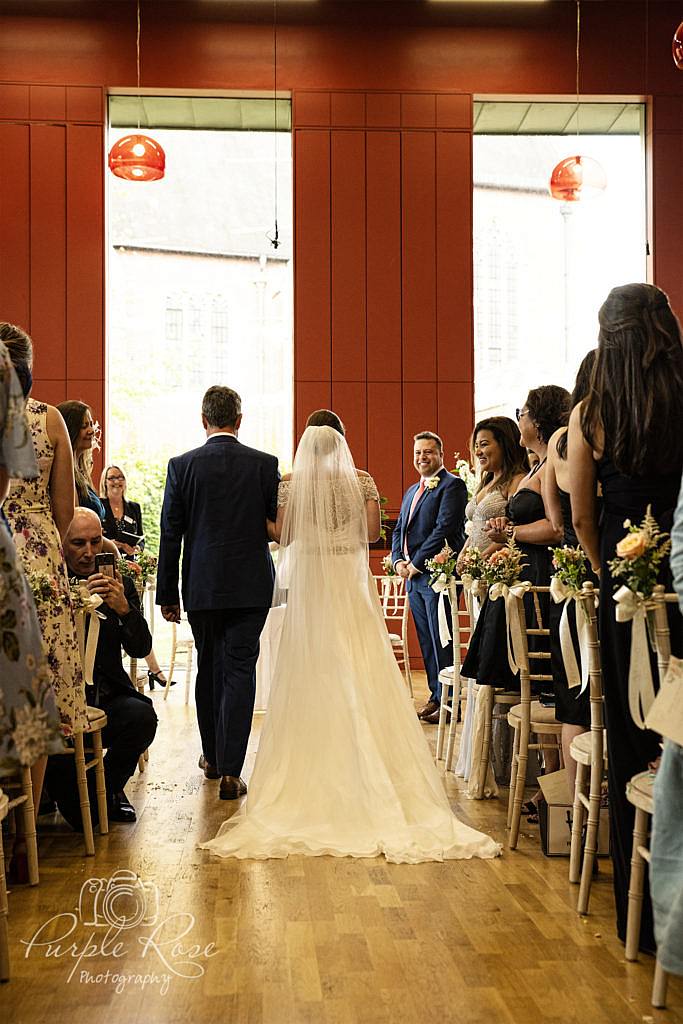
[46,507,158,825]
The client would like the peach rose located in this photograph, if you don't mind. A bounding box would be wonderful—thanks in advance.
[433,551,448,565]
[616,531,648,560]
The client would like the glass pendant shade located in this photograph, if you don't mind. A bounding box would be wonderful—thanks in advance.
[108,134,165,181]
[549,155,607,202]
[673,21,683,69]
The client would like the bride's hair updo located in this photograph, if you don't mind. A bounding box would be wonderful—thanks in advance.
[581,282,683,476]
[306,409,345,435]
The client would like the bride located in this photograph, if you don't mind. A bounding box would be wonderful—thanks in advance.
[200,411,500,864]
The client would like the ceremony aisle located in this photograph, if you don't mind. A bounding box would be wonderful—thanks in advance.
[3,673,681,1024]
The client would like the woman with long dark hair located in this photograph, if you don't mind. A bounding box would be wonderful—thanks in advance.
[568,283,683,953]
[56,400,105,521]
[543,350,597,796]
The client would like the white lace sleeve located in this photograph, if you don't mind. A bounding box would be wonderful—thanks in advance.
[359,474,379,502]
[277,479,291,508]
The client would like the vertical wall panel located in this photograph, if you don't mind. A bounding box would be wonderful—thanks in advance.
[436,131,472,383]
[31,379,67,407]
[652,128,683,320]
[66,124,104,381]
[402,382,437,491]
[437,382,474,465]
[0,123,30,328]
[295,380,332,442]
[30,124,66,381]
[402,131,437,382]
[366,131,401,382]
[331,130,366,380]
[294,129,331,381]
[331,380,367,468]
[367,381,403,508]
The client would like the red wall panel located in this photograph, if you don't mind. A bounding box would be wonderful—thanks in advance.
[294,380,332,442]
[0,123,30,329]
[29,84,66,121]
[294,129,331,382]
[31,379,67,407]
[402,131,437,383]
[30,124,66,381]
[331,381,367,469]
[437,382,475,468]
[367,381,403,509]
[331,130,366,381]
[401,382,438,490]
[436,131,472,384]
[366,132,401,382]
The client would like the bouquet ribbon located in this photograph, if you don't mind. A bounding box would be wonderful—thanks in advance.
[73,590,104,688]
[430,573,454,647]
[614,585,655,729]
[380,574,401,615]
[489,580,532,674]
[461,573,486,628]
[549,576,594,694]
[614,585,656,730]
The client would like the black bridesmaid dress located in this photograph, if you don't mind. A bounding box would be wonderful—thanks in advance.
[548,487,592,728]
[598,456,683,952]
[462,488,552,691]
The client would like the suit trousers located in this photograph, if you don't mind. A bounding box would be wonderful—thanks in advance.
[188,606,270,777]
[407,574,452,702]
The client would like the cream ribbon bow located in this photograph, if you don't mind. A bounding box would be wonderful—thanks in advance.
[460,573,486,628]
[73,588,105,687]
[488,579,532,673]
[430,573,454,648]
[614,585,656,730]
[380,574,401,615]
[550,576,594,694]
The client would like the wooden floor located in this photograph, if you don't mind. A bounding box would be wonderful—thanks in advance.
[3,670,681,1024]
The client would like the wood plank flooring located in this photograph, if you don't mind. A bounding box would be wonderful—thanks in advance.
[2,671,681,1024]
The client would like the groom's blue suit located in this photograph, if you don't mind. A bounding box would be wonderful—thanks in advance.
[391,469,467,703]
[156,433,279,777]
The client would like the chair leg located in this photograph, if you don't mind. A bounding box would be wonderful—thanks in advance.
[20,767,39,885]
[74,733,95,856]
[475,687,494,800]
[569,762,588,885]
[0,832,9,981]
[625,806,649,961]
[185,644,193,705]
[165,623,177,702]
[652,959,668,1008]
[507,725,520,829]
[404,653,414,698]
[92,731,108,835]
[577,764,603,915]
[436,680,450,761]
[508,719,529,850]
[444,691,459,772]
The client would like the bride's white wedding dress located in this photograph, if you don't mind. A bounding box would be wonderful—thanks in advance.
[200,426,501,864]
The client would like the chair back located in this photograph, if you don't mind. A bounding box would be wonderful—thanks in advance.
[508,584,552,698]
[373,575,409,629]
[651,584,680,684]
[575,580,604,733]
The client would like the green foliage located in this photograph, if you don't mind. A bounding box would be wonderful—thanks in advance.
[118,456,168,557]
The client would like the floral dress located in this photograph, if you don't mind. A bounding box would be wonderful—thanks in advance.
[0,346,63,774]
[5,398,87,736]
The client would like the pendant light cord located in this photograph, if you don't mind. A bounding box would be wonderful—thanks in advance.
[270,0,280,249]
[137,0,142,131]
[575,0,581,142]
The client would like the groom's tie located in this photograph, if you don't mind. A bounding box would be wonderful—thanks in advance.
[403,478,426,559]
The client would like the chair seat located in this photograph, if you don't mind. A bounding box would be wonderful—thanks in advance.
[85,706,107,730]
[438,665,455,679]
[627,770,655,814]
[508,700,562,731]
[569,729,608,766]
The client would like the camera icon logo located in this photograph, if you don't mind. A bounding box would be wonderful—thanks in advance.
[78,870,160,930]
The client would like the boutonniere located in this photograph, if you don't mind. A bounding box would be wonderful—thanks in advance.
[424,477,439,491]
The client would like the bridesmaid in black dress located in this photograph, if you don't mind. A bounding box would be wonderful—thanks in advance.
[462,385,569,695]
[568,283,683,954]
[543,350,598,799]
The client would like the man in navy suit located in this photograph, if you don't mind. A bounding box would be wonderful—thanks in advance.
[392,432,467,723]
[157,386,279,800]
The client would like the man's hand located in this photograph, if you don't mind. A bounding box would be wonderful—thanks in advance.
[86,571,130,617]
[161,604,181,623]
[405,562,420,579]
[394,559,409,579]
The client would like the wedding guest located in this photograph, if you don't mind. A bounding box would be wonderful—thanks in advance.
[568,282,683,953]
[100,463,176,692]
[543,350,597,797]
[2,324,88,745]
[456,416,528,571]
[57,399,105,521]
[0,340,63,880]
[392,432,467,723]
[48,508,158,825]
[650,470,683,979]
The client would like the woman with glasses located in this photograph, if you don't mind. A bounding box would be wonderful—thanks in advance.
[100,463,176,693]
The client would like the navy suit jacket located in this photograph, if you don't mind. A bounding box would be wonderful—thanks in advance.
[391,469,467,575]
[156,434,279,612]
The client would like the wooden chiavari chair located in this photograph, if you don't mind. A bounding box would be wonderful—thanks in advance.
[373,575,413,697]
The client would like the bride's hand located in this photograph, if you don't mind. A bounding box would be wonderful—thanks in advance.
[484,516,509,543]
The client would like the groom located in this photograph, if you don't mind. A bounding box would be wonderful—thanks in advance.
[157,386,279,800]
[392,432,467,723]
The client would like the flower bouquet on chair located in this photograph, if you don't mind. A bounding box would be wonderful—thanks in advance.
[426,544,456,590]
[549,545,593,692]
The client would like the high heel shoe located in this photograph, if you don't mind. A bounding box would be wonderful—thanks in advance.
[148,670,177,691]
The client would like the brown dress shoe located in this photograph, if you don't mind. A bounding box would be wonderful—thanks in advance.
[219,776,248,800]
[423,707,451,724]
[417,699,440,720]
[198,754,220,780]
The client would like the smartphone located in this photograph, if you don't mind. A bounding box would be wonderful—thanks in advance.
[94,552,116,578]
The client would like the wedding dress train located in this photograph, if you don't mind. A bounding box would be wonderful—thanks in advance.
[200,427,501,864]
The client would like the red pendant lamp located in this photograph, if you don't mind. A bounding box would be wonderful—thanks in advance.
[673,21,683,69]
[549,0,606,202]
[108,1,165,182]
